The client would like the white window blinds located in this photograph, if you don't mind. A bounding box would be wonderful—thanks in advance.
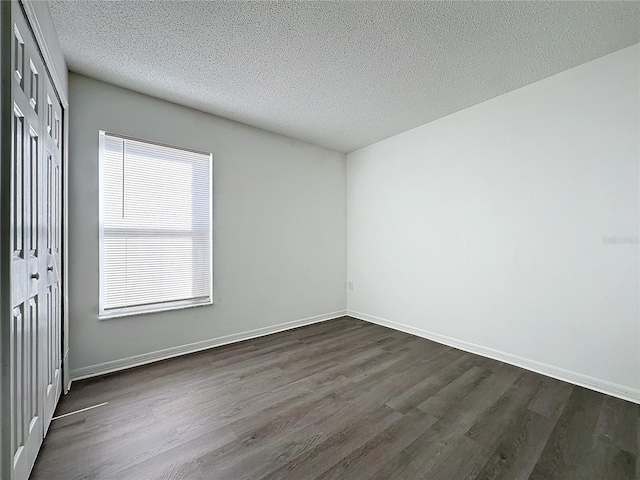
[99,132,212,317]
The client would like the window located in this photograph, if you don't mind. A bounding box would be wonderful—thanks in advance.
[99,132,212,318]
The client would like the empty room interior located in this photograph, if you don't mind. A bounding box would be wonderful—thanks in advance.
[1,1,639,479]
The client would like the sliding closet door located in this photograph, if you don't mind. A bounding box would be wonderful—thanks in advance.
[9,2,64,478]
[10,4,45,479]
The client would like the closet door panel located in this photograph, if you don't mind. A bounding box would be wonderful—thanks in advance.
[7,2,65,478]
[9,4,47,479]
[42,73,63,432]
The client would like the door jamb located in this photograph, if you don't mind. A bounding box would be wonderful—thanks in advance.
[0,3,15,479]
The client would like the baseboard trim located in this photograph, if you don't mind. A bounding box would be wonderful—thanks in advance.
[348,310,640,405]
[71,310,347,381]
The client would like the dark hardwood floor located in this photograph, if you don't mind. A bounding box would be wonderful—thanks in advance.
[31,317,638,479]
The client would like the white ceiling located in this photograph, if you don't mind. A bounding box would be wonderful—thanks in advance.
[49,1,639,153]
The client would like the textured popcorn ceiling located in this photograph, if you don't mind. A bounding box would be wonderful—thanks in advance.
[49,1,639,153]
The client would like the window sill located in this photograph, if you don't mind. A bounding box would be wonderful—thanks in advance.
[99,298,213,320]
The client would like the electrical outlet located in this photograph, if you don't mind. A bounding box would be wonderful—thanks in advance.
[348,281,354,291]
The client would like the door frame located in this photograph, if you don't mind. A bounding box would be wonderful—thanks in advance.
[0,1,68,478]
[0,3,14,479]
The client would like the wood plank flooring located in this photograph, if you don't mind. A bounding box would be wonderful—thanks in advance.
[31,317,638,479]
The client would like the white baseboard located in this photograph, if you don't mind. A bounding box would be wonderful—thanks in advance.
[348,310,640,405]
[70,310,347,381]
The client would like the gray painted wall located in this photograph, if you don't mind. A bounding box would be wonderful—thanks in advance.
[68,73,346,374]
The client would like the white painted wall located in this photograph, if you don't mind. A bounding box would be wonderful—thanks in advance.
[347,45,640,398]
[68,74,346,375]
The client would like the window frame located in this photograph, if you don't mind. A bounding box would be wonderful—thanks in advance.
[98,130,213,319]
